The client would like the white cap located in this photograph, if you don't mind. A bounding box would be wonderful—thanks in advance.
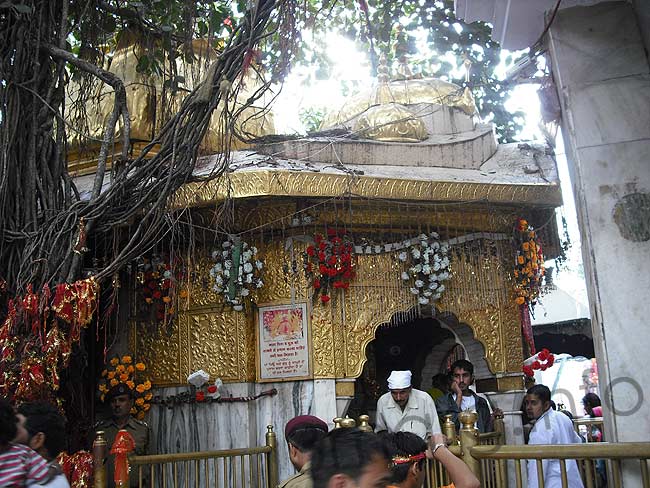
[387,370,412,390]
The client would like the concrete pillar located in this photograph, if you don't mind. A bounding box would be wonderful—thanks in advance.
[547,1,650,482]
[485,391,527,487]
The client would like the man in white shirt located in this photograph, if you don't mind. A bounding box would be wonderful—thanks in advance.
[525,384,585,488]
[375,370,441,439]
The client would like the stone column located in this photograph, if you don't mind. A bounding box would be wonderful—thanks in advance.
[485,390,527,487]
[547,2,650,483]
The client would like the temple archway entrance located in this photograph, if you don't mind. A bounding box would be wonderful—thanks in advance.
[346,312,492,423]
[347,317,455,420]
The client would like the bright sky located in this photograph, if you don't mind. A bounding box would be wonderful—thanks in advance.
[271,33,590,323]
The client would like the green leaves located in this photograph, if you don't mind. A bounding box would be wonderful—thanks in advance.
[295,0,521,141]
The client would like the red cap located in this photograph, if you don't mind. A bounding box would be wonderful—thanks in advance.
[285,415,328,439]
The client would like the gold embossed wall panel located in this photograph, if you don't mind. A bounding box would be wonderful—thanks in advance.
[134,208,525,385]
[188,310,249,381]
[131,316,188,386]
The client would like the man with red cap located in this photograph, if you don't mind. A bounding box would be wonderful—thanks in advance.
[279,415,329,488]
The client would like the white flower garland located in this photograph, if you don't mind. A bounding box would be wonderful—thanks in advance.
[398,232,451,305]
[209,239,263,311]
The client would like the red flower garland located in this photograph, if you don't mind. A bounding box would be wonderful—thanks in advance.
[523,348,555,377]
[305,229,355,303]
[135,255,184,326]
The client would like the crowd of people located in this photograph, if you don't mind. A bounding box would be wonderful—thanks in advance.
[0,358,602,488]
[280,359,602,488]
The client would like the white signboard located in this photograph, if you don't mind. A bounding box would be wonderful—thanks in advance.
[256,301,311,382]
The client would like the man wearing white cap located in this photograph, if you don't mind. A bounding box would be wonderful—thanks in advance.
[375,370,441,440]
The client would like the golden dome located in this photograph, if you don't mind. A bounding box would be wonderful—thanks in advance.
[321,78,477,130]
[353,103,427,142]
[66,34,274,175]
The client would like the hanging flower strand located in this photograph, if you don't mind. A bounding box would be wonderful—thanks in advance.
[398,232,451,306]
[513,218,545,307]
[98,356,152,420]
[304,229,356,304]
[210,238,263,311]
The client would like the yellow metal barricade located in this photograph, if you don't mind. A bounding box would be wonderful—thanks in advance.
[94,425,278,488]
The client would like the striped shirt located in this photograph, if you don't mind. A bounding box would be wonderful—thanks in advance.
[0,443,49,487]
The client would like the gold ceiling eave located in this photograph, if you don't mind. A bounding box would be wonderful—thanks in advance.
[171,170,562,208]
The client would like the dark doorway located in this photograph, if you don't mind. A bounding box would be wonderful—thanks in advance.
[347,317,455,421]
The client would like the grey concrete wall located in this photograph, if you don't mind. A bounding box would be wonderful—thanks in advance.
[548,0,650,452]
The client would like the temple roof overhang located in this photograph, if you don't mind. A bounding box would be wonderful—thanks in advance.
[73,141,561,208]
[168,141,561,208]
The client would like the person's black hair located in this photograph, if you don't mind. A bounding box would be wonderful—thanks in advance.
[526,384,551,403]
[0,398,17,446]
[550,400,557,410]
[582,393,601,410]
[287,426,328,454]
[381,431,427,483]
[17,402,67,459]
[431,373,450,392]
[450,359,474,376]
[311,428,389,488]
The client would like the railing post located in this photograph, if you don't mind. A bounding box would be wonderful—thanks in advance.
[358,414,373,432]
[442,414,458,445]
[266,425,279,488]
[458,411,482,485]
[494,411,508,488]
[93,431,107,488]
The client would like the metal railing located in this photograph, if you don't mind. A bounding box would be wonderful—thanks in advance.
[92,425,278,488]
[470,442,650,488]
[574,417,605,442]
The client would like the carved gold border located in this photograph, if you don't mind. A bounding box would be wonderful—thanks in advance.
[171,170,562,208]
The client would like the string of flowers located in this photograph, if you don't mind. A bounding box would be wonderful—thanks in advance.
[398,232,451,305]
[135,255,182,327]
[523,349,555,377]
[98,355,152,420]
[209,238,264,311]
[513,218,545,307]
[305,229,355,304]
[513,218,545,355]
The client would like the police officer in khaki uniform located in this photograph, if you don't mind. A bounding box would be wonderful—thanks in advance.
[95,383,151,487]
[279,415,328,488]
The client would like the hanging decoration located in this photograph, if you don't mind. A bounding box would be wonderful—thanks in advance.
[135,255,182,327]
[397,232,451,306]
[56,451,93,488]
[187,370,223,402]
[98,355,152,420]
[513,219,545,306]
[305,229,356,304]
[513,218,545,355]
[522,349,555,377]
[209,237,264,311]
[0,277,98,403]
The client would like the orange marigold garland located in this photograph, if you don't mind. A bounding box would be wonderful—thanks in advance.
[513,218,545,355]
[98,356,152,420]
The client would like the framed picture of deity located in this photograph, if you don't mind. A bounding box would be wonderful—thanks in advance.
[255,301,312,382]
